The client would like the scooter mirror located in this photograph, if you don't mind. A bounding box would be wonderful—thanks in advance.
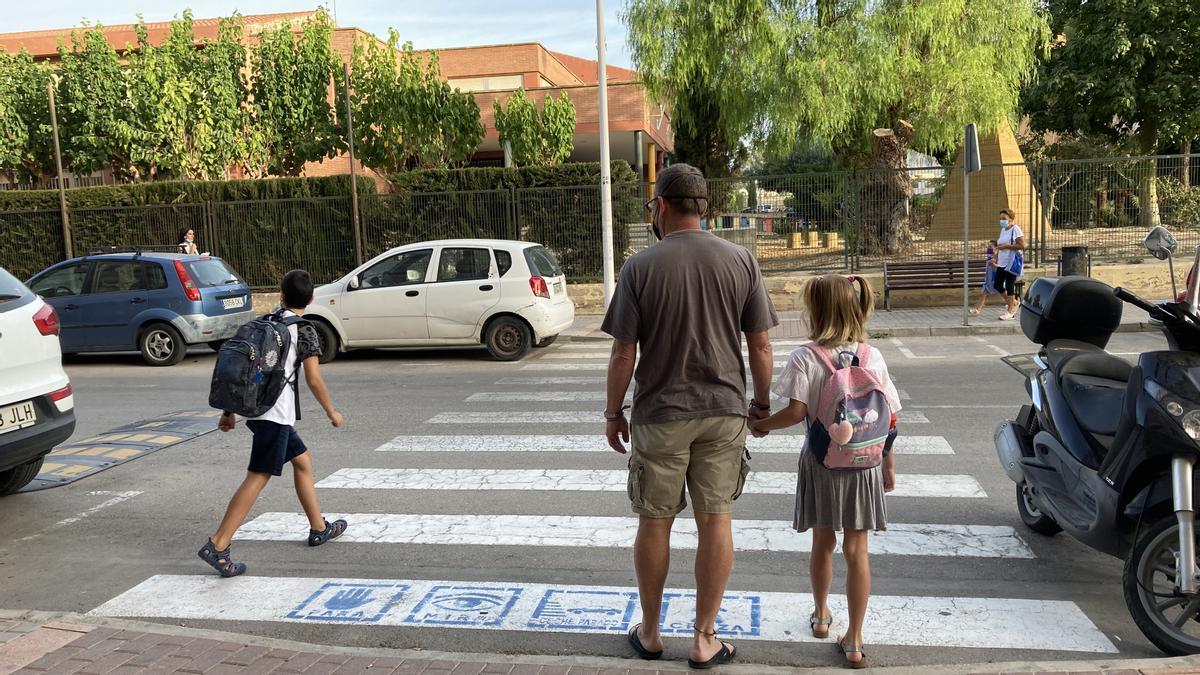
[1144,225,1179,261]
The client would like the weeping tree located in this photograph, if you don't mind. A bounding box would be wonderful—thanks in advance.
[0,49,53,184]
[493,88,576,167]
[624,0,1049,254]
[56,24,130,178]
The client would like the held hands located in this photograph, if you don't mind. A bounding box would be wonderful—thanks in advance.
[218,412,236,432]
[748,401,771,438]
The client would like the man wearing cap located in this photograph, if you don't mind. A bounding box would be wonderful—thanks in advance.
[602,163,778,668]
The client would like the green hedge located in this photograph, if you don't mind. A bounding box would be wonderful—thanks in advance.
[390,161,638,191]
[0,175,375,211]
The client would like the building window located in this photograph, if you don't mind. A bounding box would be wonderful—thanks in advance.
[447,75,524,92]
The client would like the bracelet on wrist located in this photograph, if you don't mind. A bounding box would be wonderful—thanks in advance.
[604,405,630,421]
[749,399,771,411]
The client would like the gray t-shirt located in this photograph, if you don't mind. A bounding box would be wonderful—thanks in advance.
[602,229,779,425]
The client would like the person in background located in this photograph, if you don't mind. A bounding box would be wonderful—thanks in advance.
[994,208,1025,321]
[177,227,208,256]
[969,239,1000,316]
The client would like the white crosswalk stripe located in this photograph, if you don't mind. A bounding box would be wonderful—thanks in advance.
[91,575,1116,653]
[316,468,986,498]
[522,362,794,371]
[373,434,954,455]
[237,513,1033,558]
[426,411,930,424]
[496,376,607,385]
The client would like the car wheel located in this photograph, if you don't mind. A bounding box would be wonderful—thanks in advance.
[207,340,227,352]
[535,335,558,348]
[486,316,532,361]
[140,323,187,366]
[312,320,339,364]
[0,457,43,496]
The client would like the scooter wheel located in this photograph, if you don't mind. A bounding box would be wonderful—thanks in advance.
[1124,515,1200,655]
[1016,482,1062,536]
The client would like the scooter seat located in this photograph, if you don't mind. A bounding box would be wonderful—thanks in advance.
[1061,374,1126,437]
[1045,340,1106,373]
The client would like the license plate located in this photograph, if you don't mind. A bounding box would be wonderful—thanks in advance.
[222,296,245,310]
[0,401,37,436]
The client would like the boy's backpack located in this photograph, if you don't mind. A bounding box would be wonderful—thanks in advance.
[804,343,893,471]
[1009,251,1024,276]
[209,312,307,418]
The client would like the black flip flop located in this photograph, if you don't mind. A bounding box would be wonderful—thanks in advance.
[627,623,662,660]
[688,640,736,670]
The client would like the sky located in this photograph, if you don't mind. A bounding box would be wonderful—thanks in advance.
[0,0,635,67]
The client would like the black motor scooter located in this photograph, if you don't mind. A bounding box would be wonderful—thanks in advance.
[995,226,1200,655]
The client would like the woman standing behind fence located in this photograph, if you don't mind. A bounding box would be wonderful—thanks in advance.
[178,227,207,256]
[994,209,1025,321]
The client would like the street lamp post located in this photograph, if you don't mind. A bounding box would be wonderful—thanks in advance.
[596,0,616,309]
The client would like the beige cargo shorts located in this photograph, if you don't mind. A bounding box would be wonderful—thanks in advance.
[627,415,751,518]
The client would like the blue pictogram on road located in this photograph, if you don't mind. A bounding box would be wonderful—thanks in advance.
[404,585,522,627]
[660,592,762,637]
[527,589,638,632]
[287,582,410,623]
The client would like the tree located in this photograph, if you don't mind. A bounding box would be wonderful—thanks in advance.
[1023,0,1200,227]
[493,88,576,167]
[0,50,53,183]
[346,32,484,173]
[251,9,339,176]
[56,24,130,177]
[624,0,1049,253]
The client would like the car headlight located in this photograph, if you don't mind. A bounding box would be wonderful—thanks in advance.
[1184,411,1200,441]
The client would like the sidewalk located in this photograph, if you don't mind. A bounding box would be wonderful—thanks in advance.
[563,305,1155,340]
[3,610,1200,675]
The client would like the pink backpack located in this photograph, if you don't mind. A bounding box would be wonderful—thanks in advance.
[804,343,893,471]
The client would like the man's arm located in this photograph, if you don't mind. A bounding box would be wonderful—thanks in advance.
[303,357,343,427]
[745,330,773,408]
[605,339,637,453]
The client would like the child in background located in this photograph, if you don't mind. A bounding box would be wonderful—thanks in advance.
[969,239,1000,316]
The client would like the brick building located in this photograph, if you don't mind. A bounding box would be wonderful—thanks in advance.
[0,11,673,190]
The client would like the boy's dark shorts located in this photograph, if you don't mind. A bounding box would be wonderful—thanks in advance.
[246,420,307,476]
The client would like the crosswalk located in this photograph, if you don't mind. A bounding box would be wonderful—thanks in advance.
[90,335,1119,657]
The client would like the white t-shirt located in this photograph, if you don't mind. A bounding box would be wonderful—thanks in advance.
[997,224,1024,270]
[249,311,306,426]
[772,343,902,426]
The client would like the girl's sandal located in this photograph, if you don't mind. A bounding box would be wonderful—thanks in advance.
[810,612,833,639]
[836,635,868,670]
[197,539,246,578]
[308,518,348,547]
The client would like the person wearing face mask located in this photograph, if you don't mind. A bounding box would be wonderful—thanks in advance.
[602,163,778,668]
[993,208,1025,320]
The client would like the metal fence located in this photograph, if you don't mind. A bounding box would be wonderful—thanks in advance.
[3,154,1199,285]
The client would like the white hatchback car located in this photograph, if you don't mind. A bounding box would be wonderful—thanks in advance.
[0,265,75,495]
[307,240,575,362]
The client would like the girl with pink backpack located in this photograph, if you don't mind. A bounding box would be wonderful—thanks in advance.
[750,274,901,669]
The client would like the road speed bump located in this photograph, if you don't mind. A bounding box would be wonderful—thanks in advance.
[21,409,221,492]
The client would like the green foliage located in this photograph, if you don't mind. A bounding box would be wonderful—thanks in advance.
[1158,177,1200,231]
[0,50,53,183]
[1024,0,1200,154]
[389,161,637,192]
[56,24,129,176]
[346,33,484,172]
[625,0,1049,171]
[493,89,576,166]
[251,9,339,176]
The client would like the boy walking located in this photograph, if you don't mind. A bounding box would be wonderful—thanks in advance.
[198,269,347,577]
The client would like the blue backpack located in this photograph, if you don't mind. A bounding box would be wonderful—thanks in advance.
[209,312,306,418]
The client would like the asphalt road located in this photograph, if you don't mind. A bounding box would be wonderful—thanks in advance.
[0,329,1180,670]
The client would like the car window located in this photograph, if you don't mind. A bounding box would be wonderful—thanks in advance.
[495,249,513,277]
[187,259,242,288]
[524,246,563,277]
[0,267,31,308]
[92,261,146,294]
[360,249,432,289]
[437,248,492,282]
[30,263,90,298]
[143,263,169,290]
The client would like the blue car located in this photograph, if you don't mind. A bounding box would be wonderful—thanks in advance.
[26,252,255,366]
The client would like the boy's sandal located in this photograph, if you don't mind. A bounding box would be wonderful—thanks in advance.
[308,518,348,547]
[197,539,246,578]
[836,635,868,670]
[626,622,662,660]
[688,626,736,670]
[810,612,833,638]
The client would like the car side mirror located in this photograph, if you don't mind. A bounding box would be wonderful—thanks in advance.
[1144,225,1179,261]
[349,275,361,290]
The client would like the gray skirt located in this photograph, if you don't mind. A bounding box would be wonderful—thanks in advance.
[794,449,887,532]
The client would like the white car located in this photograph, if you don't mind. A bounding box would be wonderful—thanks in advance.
[307,240,575,362]
[0,266,75,495]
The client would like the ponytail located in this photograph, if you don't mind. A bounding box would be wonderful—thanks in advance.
[848,275,875,319]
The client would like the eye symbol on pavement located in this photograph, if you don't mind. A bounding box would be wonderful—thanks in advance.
[431,593,504,613]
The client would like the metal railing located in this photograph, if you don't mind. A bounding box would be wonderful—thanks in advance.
[2,154,1198,285]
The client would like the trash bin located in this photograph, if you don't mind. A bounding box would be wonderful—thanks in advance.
[1059,246,1091,277]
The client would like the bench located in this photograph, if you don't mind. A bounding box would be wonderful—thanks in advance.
[882,260,1023,311]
